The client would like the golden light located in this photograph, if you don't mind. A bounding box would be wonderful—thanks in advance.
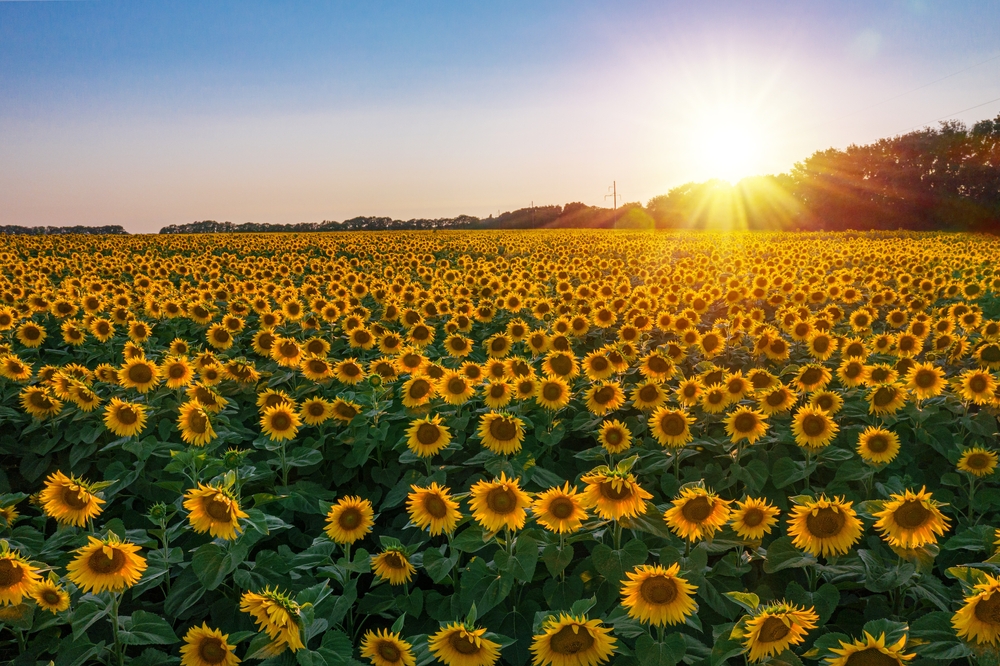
[688,107,765,184]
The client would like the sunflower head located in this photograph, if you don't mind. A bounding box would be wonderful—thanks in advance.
[360,628,416,666]
[786,495,863,558]
[620,563,698,626]
[730,497,780,541]
[664,486,732,542]
[325,496,375,544]
[371,548,416,586]
[579,469,652,521]
[180,623,241,666]
[469,472,532,533]
[183,483,249,541]
[39,470,105,527]
[406,482,461,536]
[66,532,147,594]
[529,614,616,666]
[958,447,998,477]
[240,587,304,653]
[742,602,818,662]
[531,483,589,534]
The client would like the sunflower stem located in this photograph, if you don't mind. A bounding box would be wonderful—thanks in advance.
[279,441,289,487]
[110,592,124,666]
[159,516,171,594]
[613,522,622,551]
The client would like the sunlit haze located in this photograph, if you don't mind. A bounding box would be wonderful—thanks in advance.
[2,1,999,232]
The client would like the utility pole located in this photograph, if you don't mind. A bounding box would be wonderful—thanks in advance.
[605,181,621,226]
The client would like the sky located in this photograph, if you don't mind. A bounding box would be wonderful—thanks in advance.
[2,0,999,233]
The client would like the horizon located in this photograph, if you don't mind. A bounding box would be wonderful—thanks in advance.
[2,1,1000,233]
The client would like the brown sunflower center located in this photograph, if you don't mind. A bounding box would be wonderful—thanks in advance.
[338,507,362,530]
[542,383,564,401]
[212,329,230,343]
[548,497,575,520]
[548,624,595,655]
[604,429,623,446]
[660,414,687,437]
[409,379,431,400]
[377,640,402,663]
[117,407,139,426]
[681,495,713,523]
[842,647,903,666]
[638,385,659,402]
[914,369,937,389]
[341,362,361,377]
[742,508,764,527]
[270,412,291,431]
[589,356,609,372]
[205,496,234,522]
[491,338,507,352]
[416,423,442,446]
[168,364,187,379]
[22,326,41,340]
[423,494,449,519]
[199,637,228,664]
[647,356,670,374]
[128,364,153,384]
[812,337,830,353]
[490,384,506,399]
[733,413,759,433]
[970,376,988,394]
[489,418,517,442]
[0,559,24,587]
[974,592,1000,626]
[353,330,372,345]
[599,480,633,501]
[383,552,405,569]
[640,575,677,605]
[866,435,889,453]
[800,368,822,386]
[873,387,897,407]
[801,414,827,438]
[982,345,1000,363]
[449,632,481,655]
[279,341,299,358]
[486,487,518,515]
[447,378,468,395]
[892,499,931,530]
[966,453,992,470]
[88,547,126,575]
[42,590,62,606]
[766,390,788,407]
[806,506,846,538]
[308,359,328,375]
[549,355,572,376]
[336,403,358,420]
[188,410,208,434]
[757,616,791,643]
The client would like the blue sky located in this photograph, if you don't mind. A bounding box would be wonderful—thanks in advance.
[2,1,999,232]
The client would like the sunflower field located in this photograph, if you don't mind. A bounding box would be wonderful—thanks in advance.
[1,230,1000,666]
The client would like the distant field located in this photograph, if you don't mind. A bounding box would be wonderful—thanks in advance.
[2,230,1000,665]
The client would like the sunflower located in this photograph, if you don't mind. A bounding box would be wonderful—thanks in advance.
[178,401,217,446]
[325,496,374,544]
[664,486,731,542]
[297,397,333,426]
[15,321,46,348]
[857,426,900,465]
[904,362,946,400]
[954,572,1000,645]
[406,482,462,536]
[482,380,515,409]
[730,497,780,541]
[867,382,908,416]
[438,371,476,405]
[187,383,227,413]
[582,351,614,381]
[872,487,949,549]
[536,377,572,411]
[371,548,415,586]
[0,504,18,527]
[118,357,160,393]
[597,419,632,454]
[19,386,62,419]
[639,351,674,381]
[837,358,867,388]
[579,470,651,521]
[787,495,863,557]
[183,484,248,540]
[958,447,998,477]
[620,563,697,626]
[743,602,818,662]
[675,377,703,407]
[29,579,70,614]
[240,588,304,653]
[180,623,241,666]
[724,407,769,445]
[791,406,839,450]
[162,356,195,389]
[580,381,622,416]
[794,364,832,393]
[529,614,616,666]
[331,398,362,423]
[469,472,531,533]
[406,414,452,457]
[699,383,730,414]
[0,547,41,606]
[67,533,147,594]
[444,334,473,358]
[428,623,501,666]
[360,628,416,666]
[542,350,579,379]
[532,483,589,534]
[0,354,33,382]
[630,381,667,411]
[645,406,692,449]
[260,404,301,441]
[334,358,366,385]
[477,411,525,455]
[39,471,105,526]
[401,376,436,408]
[976,342,1000,370]
[825,631,913,666]
[103,397,148,437]
[956,369,997,405]
[300,355,334,382]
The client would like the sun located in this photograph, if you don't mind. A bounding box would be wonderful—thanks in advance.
[689,108,764,183]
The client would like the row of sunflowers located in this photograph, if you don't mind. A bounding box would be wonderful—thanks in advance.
[0,230,999,666]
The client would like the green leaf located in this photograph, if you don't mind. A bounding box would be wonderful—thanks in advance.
[120,610,179,645]
[723,591,759,613]
[763,536,815,573]
[71,599,110,641]
[452,525,491,553]
[636,632,686,666]
[423,545,459,584]
[284,446,323,467]
[541,543,574,578]
[771,458,807,489]
[192,542,237,590]
[512,533,539,582]
[591,539,649,588]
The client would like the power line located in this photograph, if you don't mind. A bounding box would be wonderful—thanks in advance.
[900,95,1000,133]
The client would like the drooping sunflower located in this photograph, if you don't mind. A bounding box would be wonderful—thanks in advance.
[240,588,304,653]
[372,548,415,586]
[857,426,900,465]
[536,377,572,411]
[957,447,998,477]
[867,382,908,416]
[406,482,461,536]
[405,414,452,458]
[730,497,780,541]
[649,407,695,449]
[825,631,913,666]
[29,579,70,614]
[180,623,242,666]
[954,571,1000,645]
[532,483,589,534]
[183,483,248,541]
[758,383,797,415]
[724,407,769,445]
[427,623,501,666]
[469,472,532,533]
[791,406,839,450]
[39,470,105,526]
[118,357,160,393]
[743,602,818,662]
[325,496,375,544]
[529,614,616,666]
[330,398,362,423]
[66,533,147,594]
[103,397,148,437]
[787,495,863,557]
[579,470,652,521]
[477,411,525,455]
[664,486,731,542]
[19,386,62,420]
[260,403,301,441]
[597,419,632,454]
[178,401,217,446]
[0,547,41,606]
[620,563,697,626]
[360,628,416,666]
[872,487,949,549]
